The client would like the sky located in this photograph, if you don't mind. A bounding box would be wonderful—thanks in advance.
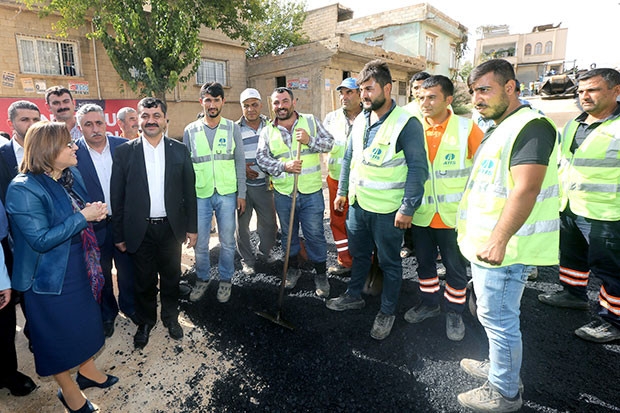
[300,0,620,69]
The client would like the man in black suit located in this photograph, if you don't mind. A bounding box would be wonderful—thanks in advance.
[76,104,136,338]
[111,97,197,350]
[0,100,39,396]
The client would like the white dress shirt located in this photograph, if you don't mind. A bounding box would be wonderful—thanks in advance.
[85,138,113,215]
[142,137,167,218]
[12,139,24,170]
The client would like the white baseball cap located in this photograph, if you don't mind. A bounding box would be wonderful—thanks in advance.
[240,88,261,103]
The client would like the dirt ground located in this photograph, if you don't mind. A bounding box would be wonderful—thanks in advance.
[5,98,619,412]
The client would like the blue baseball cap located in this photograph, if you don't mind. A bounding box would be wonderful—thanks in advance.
[336,77,359,91]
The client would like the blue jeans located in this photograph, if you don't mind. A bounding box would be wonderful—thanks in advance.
[346,202,404,315]
[274,190,326,264]
[195,193,237,282]
[471,262,532,398]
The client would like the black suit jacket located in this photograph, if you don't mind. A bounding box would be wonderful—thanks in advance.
[75,135,128,245]
[0,141,19,204]
[110,136,197,254]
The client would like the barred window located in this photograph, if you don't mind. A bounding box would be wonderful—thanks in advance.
[196,59,227,85]
[17,35,79,76]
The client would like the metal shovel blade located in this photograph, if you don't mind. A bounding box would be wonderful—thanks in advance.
[255,310,295,330]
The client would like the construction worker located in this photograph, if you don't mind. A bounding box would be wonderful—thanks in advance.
[323,78,362,276]
[457,59,559,412]
[403,75,483,342]
[326,60,428,340]
[538,68,620,343]
[256,87,334,298]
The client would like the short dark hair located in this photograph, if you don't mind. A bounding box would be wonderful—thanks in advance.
[138,97,167,116]
[468,59,515,89]
[273,87,294,100]
[422,75,454,97]
[358,59,392,88]
[8,100,40,123]
[578,68,620,88]
[411,71,431,83]
[45,86,73,104]
[200,82,225,99]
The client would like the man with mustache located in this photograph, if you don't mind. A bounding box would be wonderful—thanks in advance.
[45,86,82,141]
[457,59,559,412]
[116,107,140,139]
[256,87,334,298]
[326,60,428,340]
[76,104,136,338]
[538,68,620,343]
[184,82,246,304]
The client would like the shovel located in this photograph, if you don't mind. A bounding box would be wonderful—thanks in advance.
[256,141,302,330]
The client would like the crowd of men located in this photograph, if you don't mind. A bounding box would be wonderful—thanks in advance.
[0,58,619,413]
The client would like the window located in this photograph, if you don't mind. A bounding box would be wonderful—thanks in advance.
[196,59,227,85]
[449,45,457,69]
[425,34,436,62]
[545,41,553,54]
[17,35,79,76]
[524,44,532,55]
[276,76,286,88]
[398,81,407,96]
[534,42,543,55]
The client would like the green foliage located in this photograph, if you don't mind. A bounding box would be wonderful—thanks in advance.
[451,82,473,116]
[245,0,309,58]
[26,0,266,99]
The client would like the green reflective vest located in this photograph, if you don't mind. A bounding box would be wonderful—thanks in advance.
[325,109,351,180]
[457,107,560,267]
[268,114,322,195]
[559,117,620,220]
[185,118,237,198]
[349,106,411,214]
[412,115,473,228]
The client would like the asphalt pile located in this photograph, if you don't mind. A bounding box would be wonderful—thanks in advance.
[178,221,620,412]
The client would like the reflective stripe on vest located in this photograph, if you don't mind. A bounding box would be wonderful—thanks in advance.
[559,117,620,220]
[326,109,350,180]
[268,114,322,195]
[185,119,237,198]
[349,106,411,214]
[412,115,473,227]
[457,107,560,267]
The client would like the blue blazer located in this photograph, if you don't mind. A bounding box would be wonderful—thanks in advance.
[6,167,89,294]
[75,135,128,245]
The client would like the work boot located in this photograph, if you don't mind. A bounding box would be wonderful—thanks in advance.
[446,312,465,341]
[575,318,620,343]
[284,268,301,289]
[326,293,365,311]
[314,273,330,298]
[328,264,351,276]
[241,261,255,276]
[404,302,441,324]
[370,312,395,340]
[189,279,211,302]
[538,290,589,310]
[460,359,524,393]
[458,381,522,412]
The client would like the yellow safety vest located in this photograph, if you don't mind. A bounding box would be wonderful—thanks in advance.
[349,106,411,214]
[325,109,352,180]
[268,114,322,195]
[413,115,473,228]
[457,107,560,267]
[403,100,423,121]
[184,118,237,198]
[559,117,620,220]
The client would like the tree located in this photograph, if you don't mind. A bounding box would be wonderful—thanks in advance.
[245,0,309,58]
[28,0,266,100]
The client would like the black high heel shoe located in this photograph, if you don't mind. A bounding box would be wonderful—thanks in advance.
[57,389,97,412]
[76,371,119,390]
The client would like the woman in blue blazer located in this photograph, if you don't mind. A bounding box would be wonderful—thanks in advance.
[6,122,117,413]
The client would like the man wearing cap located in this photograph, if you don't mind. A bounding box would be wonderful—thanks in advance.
[235,88,278,275]
[323,78,362,276]
[184,82,246,304]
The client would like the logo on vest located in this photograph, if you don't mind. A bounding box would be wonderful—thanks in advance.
[443,153,456,167]
[480,159,495,176]
[370,147,382,161]
[218,137,226,145]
